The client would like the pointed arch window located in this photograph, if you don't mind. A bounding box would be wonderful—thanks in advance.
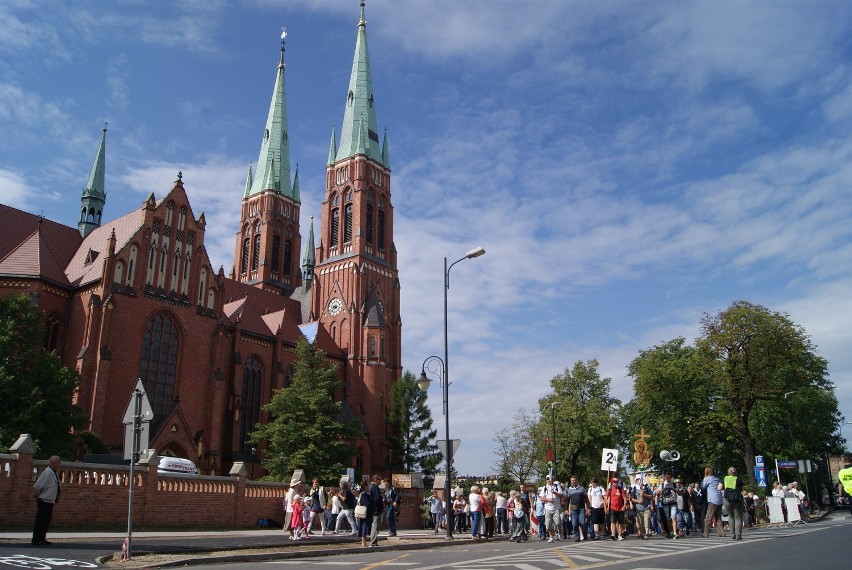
[138,313,179,428]
[166,202,174,227]
[127,245,138,286]
[113,261,124,285]
[344,204,353,243]
[239,356,263,453]
[331,209,340,247]
[283,235,293,277]
[178,207,186,231]
[43,313,61,353]
[377,197,386,250]
[198,268,207,305]
[271,234,281,274]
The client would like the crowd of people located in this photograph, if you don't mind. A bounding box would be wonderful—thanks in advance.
[423,467,771,543]
[275,465,846,549]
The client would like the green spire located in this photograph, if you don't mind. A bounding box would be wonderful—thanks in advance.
[292,163,300,202]
[336,1,383,164]
[249,31,292,198]
[242,163,253,198]
[78,125,107,238]
[381,127,390,168]
[327,125,337,166]
[302,215,316,282]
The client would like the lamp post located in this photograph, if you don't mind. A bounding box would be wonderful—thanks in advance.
[551,402,561,478]
[417,246,486,540]
[783,391,797,486]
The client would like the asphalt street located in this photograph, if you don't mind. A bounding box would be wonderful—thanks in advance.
[0,512,849,569]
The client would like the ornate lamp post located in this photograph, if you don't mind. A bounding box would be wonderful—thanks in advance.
[418,246,486,539]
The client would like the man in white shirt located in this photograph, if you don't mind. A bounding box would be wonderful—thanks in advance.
[587,478,606,540]
[539,475,564,543]
[31,456,61,546]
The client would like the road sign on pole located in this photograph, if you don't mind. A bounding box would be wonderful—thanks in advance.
[755,455,765,468]
[437,439,461,460]
[754,466,767,488]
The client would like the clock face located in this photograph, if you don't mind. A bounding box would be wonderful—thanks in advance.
[328,297,342,316]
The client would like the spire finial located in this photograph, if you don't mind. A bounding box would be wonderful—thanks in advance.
[359,1,366,26]
[103,121,108,134]
[279,27,287,68]
[177,170,183,181]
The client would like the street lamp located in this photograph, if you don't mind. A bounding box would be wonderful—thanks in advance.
[418,246,486,540]
[550,402,561,478]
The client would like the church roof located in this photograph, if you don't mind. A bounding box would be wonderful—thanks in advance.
[221,278,303,341]
[0,204,82,287]
[65,209,144,287]
[335,2,385,166]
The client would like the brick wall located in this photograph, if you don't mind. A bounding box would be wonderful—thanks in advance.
[0,451,425,529]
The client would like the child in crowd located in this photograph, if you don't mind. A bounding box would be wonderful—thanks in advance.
[291,495,304,540]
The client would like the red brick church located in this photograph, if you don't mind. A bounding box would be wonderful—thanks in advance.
[0,4,401,477]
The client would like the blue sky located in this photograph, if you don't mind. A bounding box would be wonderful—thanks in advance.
[2,1,851,476]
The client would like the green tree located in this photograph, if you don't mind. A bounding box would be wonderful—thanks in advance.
[493,408,543,484]
[250,338,363,482]
[696,301,836,487]
[539,360,621,484]
[625,338,734,481]
[387,370,440,477]
[0,294,89,458]
[625,301,841,488]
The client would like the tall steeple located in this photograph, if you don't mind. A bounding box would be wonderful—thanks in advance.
[335,1,385,165]
[78,125,107,238]
[248,29,294,198]
[302,215,315,285]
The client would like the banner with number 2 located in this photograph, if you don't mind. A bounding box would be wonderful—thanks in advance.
[601,448,619,472]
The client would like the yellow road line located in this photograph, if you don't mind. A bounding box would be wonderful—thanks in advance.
[554,548,579,568]
[360,552,411,570]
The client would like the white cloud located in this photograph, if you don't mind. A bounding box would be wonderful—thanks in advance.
[0,168,29,208]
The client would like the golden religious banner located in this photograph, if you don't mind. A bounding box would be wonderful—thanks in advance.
[633,428,653,468]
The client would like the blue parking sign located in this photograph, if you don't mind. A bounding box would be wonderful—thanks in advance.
[755,455,764,468]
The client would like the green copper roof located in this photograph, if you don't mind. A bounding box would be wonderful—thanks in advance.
[83,126,107,199]
[302,215,316,268]
[292,164,300,202]
[242,163,253,198]
[336,2,384,165]
[249,34,294,199]
[327,125,337,166]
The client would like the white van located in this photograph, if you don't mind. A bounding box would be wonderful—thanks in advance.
[157,457,198,474]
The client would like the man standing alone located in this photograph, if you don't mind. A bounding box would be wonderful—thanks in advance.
[31,456,61,546]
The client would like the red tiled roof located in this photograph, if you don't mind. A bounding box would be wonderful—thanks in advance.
[0,204,82,286]
[65,209,144,287]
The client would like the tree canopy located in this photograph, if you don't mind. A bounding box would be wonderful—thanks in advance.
[626,301,841,487]
[0,294,89,458]
[250,338,363,482]
[387,370,440,478]
[537,359,621,484]
[493,408,542,485]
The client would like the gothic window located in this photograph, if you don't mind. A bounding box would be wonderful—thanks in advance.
[182,253,191,295]
[240,238,249,275]
[366,204,374,245]
[43,313,61,353]
[377,208,386,250]
[178,207,186,231]
[166,202,174,226]
[252,234,261,271]
[127,246,137,286]
[369,335,376,357]
[138,313,179,426]
[380,336,386,358]
[239,356,263,453]
[344,204,353,243]
[79,208,86,222]
[283,239,293,276]
[113,261,124,285]
[198,268,207,305]
[271,234,280,273]
[331,209,340,247]
[207,287,215,309]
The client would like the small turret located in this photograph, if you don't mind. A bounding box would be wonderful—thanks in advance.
[79,125,107,238]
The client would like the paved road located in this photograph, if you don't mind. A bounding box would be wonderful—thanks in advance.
[211,513,852,570]
[0,513,849,569]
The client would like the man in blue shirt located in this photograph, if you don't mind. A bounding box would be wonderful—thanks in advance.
[701,467,725,537]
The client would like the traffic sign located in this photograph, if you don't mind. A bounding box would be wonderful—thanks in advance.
[755,455,765,468]
[436,439,461,460]
[754,466,767,488]
[122,379,154,424]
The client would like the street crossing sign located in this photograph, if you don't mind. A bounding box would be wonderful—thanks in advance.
[754,466,767,488]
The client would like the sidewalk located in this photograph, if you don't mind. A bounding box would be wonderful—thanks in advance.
[0,527,494,568]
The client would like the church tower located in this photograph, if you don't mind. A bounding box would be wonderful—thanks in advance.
[315,1,402,474]
[78,125,107,238]
[234,31,302,294]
